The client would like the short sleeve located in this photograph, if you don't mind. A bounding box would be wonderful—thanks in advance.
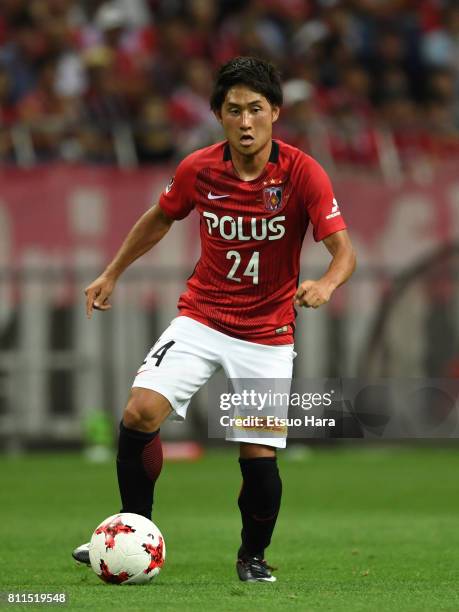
[302,156,347,242]
[158,156,196,220]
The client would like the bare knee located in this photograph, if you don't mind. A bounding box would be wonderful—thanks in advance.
[239,443,277,459]
[123,388,172,432]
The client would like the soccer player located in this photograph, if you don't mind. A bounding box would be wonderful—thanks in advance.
[72,57,356,582]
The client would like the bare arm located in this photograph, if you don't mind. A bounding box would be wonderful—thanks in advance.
[85,205,174,318]
[294,229,356,309]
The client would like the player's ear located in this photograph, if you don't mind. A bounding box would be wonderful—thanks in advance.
[214,109,223,124]
[271,106,280,123]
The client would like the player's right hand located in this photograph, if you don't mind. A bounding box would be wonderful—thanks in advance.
[84,273,116,319]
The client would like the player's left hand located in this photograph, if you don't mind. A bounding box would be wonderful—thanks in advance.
[294,279,333,309]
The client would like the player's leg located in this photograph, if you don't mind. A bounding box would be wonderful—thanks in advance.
[238,442,280,558]
[238,441,280,559]
[73,389,171,564]
[219,334,295,582]
[117,317,220,522]
[236,443,282,582]
[73,316,221,565]
[116,388,172,522]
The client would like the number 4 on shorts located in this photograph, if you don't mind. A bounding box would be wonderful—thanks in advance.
[142,340,176,367]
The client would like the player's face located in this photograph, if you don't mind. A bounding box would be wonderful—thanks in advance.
[216,85,280,157]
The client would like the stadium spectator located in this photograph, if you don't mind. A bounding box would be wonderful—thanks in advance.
[79,45,130,162]
[0,64,15,159]
[0,64,16,125]
[422,3,459,79]
[135,95,177,163]
[0,11,47,104]
[276,77,318,154]
[169,58,221,153]
[17,57,79,160]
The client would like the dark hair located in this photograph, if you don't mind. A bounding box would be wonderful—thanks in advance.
[210,56,283,111]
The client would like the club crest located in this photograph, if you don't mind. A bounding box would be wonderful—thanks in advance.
[263,186,283,211]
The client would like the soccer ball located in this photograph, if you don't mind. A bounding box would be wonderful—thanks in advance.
[89,513,166,585]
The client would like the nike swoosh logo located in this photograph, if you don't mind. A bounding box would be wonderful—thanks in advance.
[208,192,230,200]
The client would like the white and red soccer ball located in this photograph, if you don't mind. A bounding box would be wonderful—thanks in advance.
[89,513,166,585]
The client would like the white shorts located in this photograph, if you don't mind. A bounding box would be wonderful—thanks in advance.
[132,316,296,448]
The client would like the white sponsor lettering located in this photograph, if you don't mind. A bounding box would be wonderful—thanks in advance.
[220,215,237,240]
[237,216,251,240]
[251,217,267,240]
[202,211,285,241]
[267,216,286,240]
[204,211,219,234]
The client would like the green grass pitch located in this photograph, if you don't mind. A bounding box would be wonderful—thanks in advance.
[1,446,459,611]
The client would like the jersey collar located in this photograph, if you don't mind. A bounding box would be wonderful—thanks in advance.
[223,140,279,163]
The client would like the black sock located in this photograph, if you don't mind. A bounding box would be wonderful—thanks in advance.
[116,421,163,520]
[237,457,282,559]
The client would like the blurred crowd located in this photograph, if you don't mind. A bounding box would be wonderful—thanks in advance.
[1,0,459,170]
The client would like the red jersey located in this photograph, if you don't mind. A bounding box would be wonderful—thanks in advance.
[158,139,347,345]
